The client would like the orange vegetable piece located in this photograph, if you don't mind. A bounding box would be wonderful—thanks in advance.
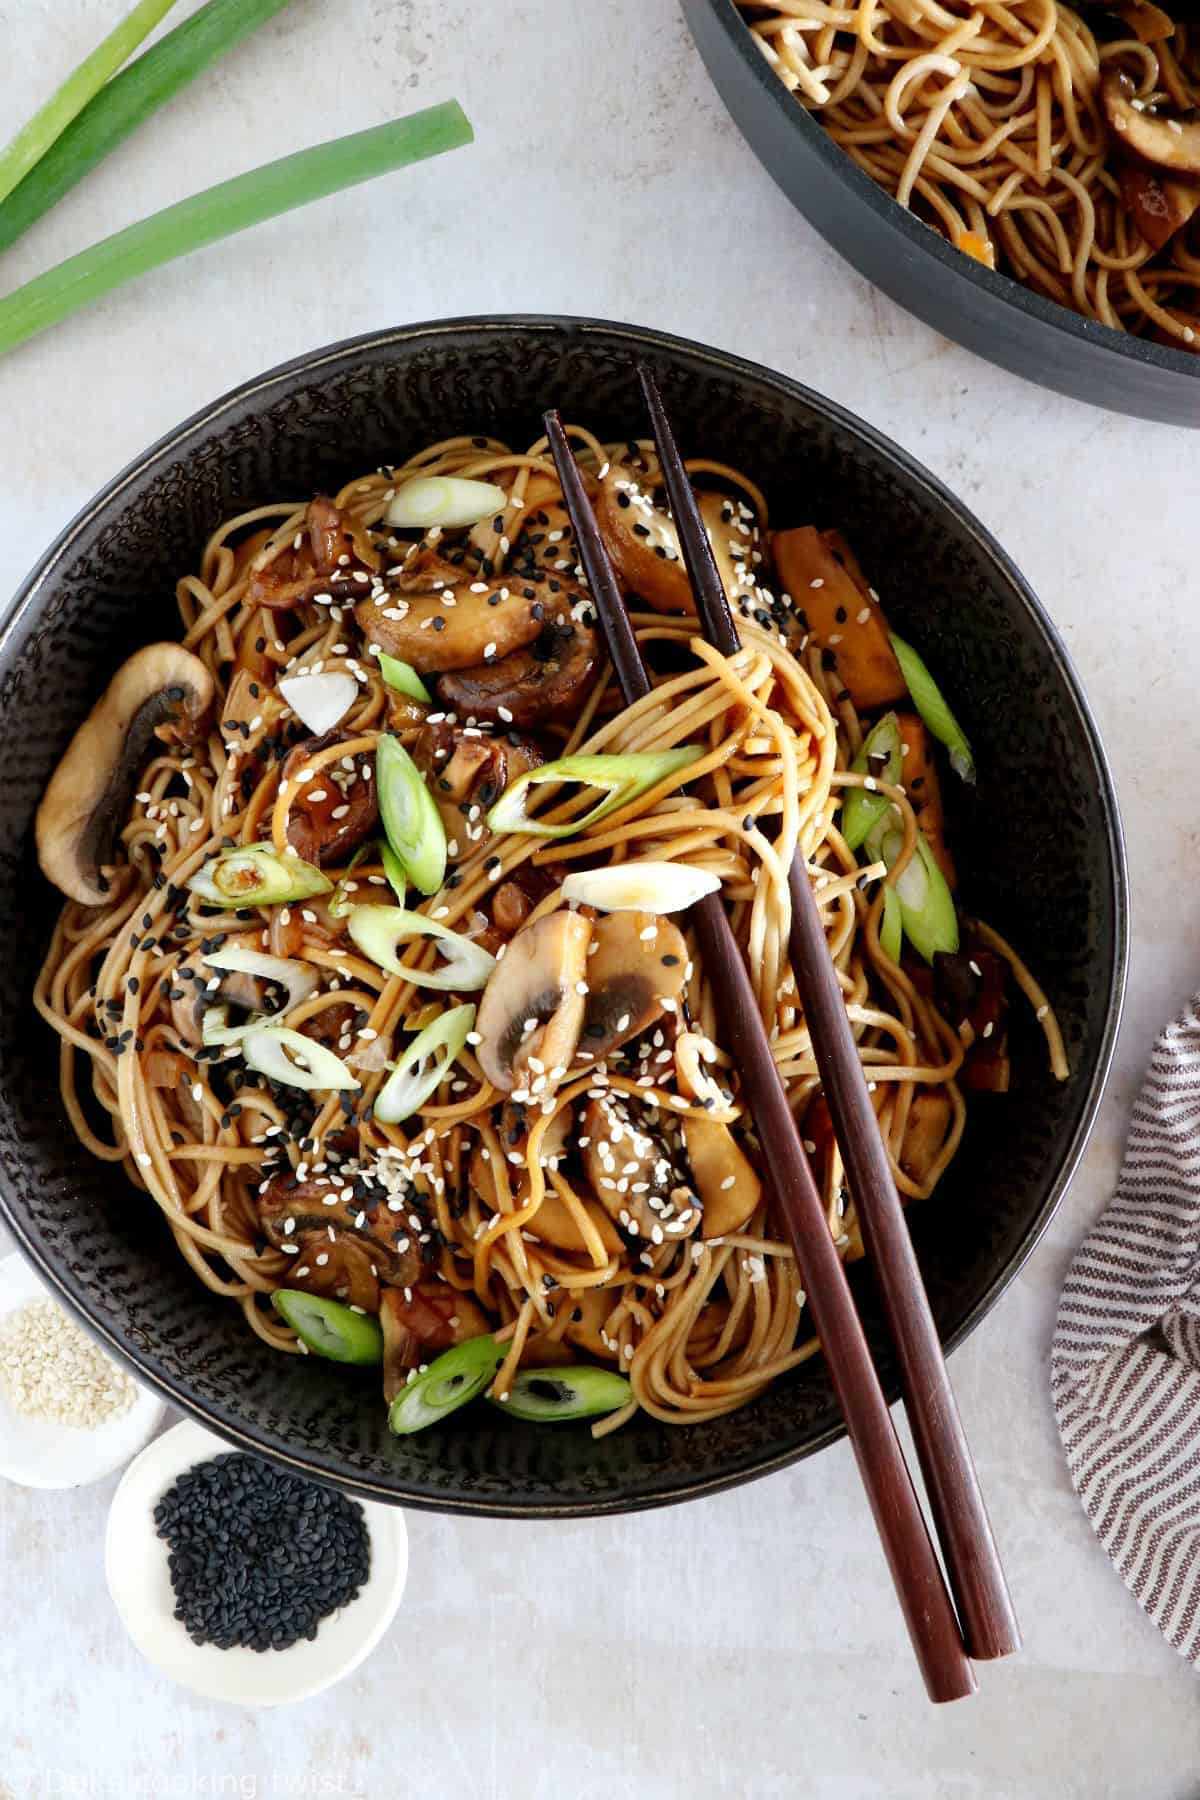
[897,711,956,891]
[773,527,906,711]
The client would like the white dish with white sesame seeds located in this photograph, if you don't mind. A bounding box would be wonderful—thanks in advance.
[0,1251,166,1489]
[105,1419,408,1705]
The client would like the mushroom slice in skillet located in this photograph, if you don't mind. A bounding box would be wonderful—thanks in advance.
[578,911,690,1064]
[581,1093,701,1245]
[379,1281,492,1397]
[257,1171,422,1314]
[1103,69,1200,179]
[474,909,593,1093]
[435,607,598,729]
[279,730,379,866]
[36,644,214,906]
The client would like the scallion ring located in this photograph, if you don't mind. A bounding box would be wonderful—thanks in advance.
[373,1003,475,1124]
[347,906,496,991]
[387,1334,506,1434]
[486,748,703,841]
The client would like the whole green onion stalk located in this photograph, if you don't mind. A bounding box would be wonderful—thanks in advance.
[0,0,297,255]
[0,101,473,357]
[0,0,179,208]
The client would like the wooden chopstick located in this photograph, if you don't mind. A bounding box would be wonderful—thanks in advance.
[543,408,977,1705]
[636,367,1020,1664]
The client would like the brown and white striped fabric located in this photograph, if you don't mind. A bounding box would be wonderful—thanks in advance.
[1052,997,1200,1663]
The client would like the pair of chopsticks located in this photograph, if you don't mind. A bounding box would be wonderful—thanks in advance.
[544,372,1018,1705]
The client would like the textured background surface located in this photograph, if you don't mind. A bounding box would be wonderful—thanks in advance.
[0,0,1197,1795]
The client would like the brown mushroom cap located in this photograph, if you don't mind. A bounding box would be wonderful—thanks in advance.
[258,1170,422,1312]
[435,611,598,728]
[280,730,379,866]
[355,566,547,674]
[474,909,593,1093]
[579,911,690,1064]
[36,644,214,906]
[1118,160,1200,249]
[581,1093,700,1244]
[1103,69,1200,177]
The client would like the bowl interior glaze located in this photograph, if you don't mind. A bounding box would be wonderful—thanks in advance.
[0,318,1126,1514]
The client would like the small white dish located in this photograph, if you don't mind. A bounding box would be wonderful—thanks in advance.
[105,1418,408,1705]
[0,1250,166,1489]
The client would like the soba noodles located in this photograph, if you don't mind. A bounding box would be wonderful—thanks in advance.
[33,424,1066,1436]
[738,0,1200,349]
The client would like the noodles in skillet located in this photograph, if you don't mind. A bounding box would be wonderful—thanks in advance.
[33,425,1066,1435]
[738,0,1200,350]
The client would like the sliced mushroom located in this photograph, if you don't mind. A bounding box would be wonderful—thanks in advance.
[578,912,689,1063]
[1103,69,1200,178]
[898,1090,954,1185]
[595,467,764,617]
[279,730,379,866]
[412,724,547,865]
[247,496,378,612]
[435,609,598,728]
[674,1029,762,1238]
[379,1281,492,1395]
[467,1137,623,1258]
[355,570,546,673]
[581,1093,700,1244]
[561,1284,621,1360]
[682,1113,762,1239]
[1118,161,1200,249]
[37,644,214,906]
[258,1171,421,1313]
[511,500,580,577]
[474,909,593,1093]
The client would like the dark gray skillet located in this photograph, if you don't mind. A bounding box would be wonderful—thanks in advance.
[0,317,1127,1513]
[682,0,1200,426]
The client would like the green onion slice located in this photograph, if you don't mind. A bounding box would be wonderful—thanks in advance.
[377,653,432,705]
[202,944,319,1011]
[487,749,703,841]
[328,841,376,919]
[385,477,507,531]
[879,883,904,965]
[388,1334,506,1435]
[374,1004,475,1124]
[347,906,496,991]
[868,817,959,965]
[492,1365,632,1422]
[842,711,902,852]
[272,1291,383,1366]
[200,1003,251,1049]
[889,633,975,784]
[380,842,408,903]
[188,844,332,908]
[242,1025,361,1092]
[376,736,446,896]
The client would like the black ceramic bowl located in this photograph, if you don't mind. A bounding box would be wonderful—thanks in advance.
[683,0,1200,426]
[0,317,1126,1514]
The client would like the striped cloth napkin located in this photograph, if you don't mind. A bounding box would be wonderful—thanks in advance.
[1051,996,1200,1665]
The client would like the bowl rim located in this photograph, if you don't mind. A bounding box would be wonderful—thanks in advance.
[0,314,1130,1514]
[694,0,1200,388]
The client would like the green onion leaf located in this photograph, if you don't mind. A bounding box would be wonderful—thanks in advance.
[377,654,432,705]
[0,0,178,210]
[388,1334,505,1435]
[868,817,959,965]
[879,883,903,965]
[327,841,376,920]
[272,1291,383,1366]
[0,0,296,256]
[385,477,507,530]
[188,843,332,908]
[376,735,446,896]
[0,101,473,359]
[889,633,975,783]
[242,1025,360,1092]
[347,906,496,991]
[492,1365,632,1422]
[842,711,902,852]
[487,749,703,841]
[374,1003,474,1124]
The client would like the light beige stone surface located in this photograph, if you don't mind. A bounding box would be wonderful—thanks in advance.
[2,1,1198,1793]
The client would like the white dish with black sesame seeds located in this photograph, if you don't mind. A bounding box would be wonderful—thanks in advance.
[0,1251,165,1490]
[104,1420,408,1705]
